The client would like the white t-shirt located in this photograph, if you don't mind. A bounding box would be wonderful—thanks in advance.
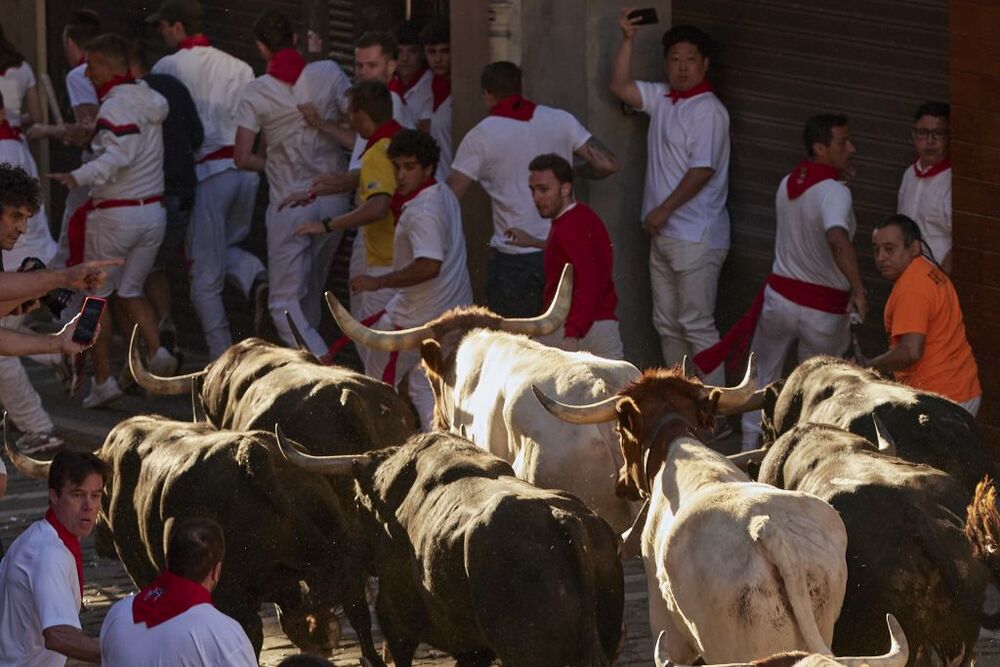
[451,104,591,253]
[430,93,452,181]
[347,90,415,172]
[0,519,82,667]
[0,136,57,267]
[99,595,257,667]
[772,176,856,290]
[235,60,352,201]
[152,45,254,181]
[897,164,951,265]
[65,63,97,110]
[0,62,37,128]
[386,182,473,328]
[402,68,433,121]
[635,80,731,250]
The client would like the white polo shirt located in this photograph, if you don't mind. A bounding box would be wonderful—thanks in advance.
[152,45,253,181]
[451,104,591,253]
[0,62,37,128]
[0,519,82,667]
[430,93,452,181]
[386,182,473,328]
[401,68,433,121]
[0,134,57,267]
[897,163,951,265]
[66,63,97,110]
[347,90,416,172]
[99,595,257,667]
[772,175,856,290]
[636,80,731,250]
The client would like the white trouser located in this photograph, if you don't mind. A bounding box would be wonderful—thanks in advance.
[349,230,394,371]
[650,234,727,385]
[740,286,850,448]
[0,315,54,434]
[366,313,434,431]
[266,193,349,355]
[85,203,166,298]
[187,168,265,359]
[960,395,981,417]
[535,320,625,360]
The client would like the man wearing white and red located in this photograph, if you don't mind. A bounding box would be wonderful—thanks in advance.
[0,450,106,665]
[898,102,952,274]
[391,21,433,125]
[149,0,267,360]
[509,153,622,359]
[449,61,619,318]
[100,517,256,666]
[421,19,452,181]
[235,10,353,355]
[49,34,176,409]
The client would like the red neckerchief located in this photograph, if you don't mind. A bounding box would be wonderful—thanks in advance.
[666,79,714,104]
[266,48,306,86]
[96,72,136,102]
[489,94,537,122]
[76,56,86,67]
[786,159,839,200]
[0,121,22,141]
[431,74,451,111]
[914,157,951,179]
[45,509,83,598]
[177,34,211,50]
[132,570,213,628]
[362,119,403,156]
[389,177,437,222]
[388,65,429,101]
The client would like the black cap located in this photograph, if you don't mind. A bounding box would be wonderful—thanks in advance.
[145,0,203,27]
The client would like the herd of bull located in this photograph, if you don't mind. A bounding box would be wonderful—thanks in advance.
[5,266,1000,667]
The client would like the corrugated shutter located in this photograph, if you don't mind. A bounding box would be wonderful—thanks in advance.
[328,0,356,74]
[673,0,948,350]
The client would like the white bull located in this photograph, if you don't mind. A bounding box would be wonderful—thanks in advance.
[534,361,849,664]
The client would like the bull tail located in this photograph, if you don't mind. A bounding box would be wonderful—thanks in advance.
[749,514,832,654]
[964,477,1000,629]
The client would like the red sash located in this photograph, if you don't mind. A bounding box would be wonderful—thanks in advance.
[431,75,451,112]
[178,34,211,50]
[489,95,536,122]
[67,195,164,266]
[0,121,22,141]
[132,571,212,628]
[196,146,235,165]
[95,72,136,102]
[267,48,306,86]
[667,80,713,104]
[389,177,437,222]
[362,120,403,157]
[324,309,385,363]
[45,509,83,598]
[914,157,951,179]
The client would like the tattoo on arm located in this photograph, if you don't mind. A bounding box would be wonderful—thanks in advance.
[573,136,620,180]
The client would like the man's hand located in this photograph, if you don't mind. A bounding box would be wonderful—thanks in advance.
[505,227,545,249]
[349,274,382,294]
[278,189,316,211]
[314,172,358,196]
[60,258,123,291]
[48,172,79,190]
[562,336,581,352]
[55,313,99,354]
[619,7,642,40]
[294,221,327,237]
[26,123,60,141]
[643,206,670,235]
[298,103,322,129]
[849,289,868,322]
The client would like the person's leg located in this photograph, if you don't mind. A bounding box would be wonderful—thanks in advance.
[188,173,235,359]
[144,193,187,326]
[406,358,435,432]
[91,306,114,385]
[674,244,727,386]
[649,236,687,366]
[222,170,266,299]
[0,317,55,435]
[582,320,625,360]
[796,308,851,363]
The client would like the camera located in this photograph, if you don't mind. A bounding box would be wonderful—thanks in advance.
[17,257,75,318]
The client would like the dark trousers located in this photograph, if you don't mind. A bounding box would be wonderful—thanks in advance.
[486,248,545,317]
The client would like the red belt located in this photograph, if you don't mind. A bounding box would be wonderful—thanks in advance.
[67,195,164,267]
[196,145,235,165]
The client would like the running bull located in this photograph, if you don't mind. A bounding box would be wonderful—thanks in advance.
[326,265,643,532]
[276,427,625,667]
[4,416,384,664]
[534,358,850,664]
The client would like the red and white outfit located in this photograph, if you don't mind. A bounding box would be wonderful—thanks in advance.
[535,202,621,359]
[368,180,473,430]
[236,49,352,355]
[428,74,452,180]
[100,570,255,666]
[635,80,730,382]
[70,76,167,299]
[0,512,85,666]
[153,36,265,359]
[390,66,433,123]
[897,158,951,267]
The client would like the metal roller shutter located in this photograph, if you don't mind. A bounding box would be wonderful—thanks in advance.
[328,0,356,74]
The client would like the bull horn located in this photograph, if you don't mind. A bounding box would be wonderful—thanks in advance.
[129,325,206,395]
[531,384,618,425]
[324,292,431,352]
[838,614,909,667]
[499,264,573,336]
[710,353,758,415]
[3,412,50,479]
[681,355,692,378]
[873,414,897,456]
[284,311,308,351]
[273,424,371,475]
[727,446,767,471]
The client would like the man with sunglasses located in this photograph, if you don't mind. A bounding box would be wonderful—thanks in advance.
[897,102,952,273]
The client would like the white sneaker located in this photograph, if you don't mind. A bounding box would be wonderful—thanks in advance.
[16,432,64,455]
[147,346,179,377]
[82,377,123,409]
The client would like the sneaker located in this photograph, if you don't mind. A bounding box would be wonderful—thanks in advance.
[252,278,270,338]
[16,431,64,455]
[82,377,123,409]
[147,346,179,377]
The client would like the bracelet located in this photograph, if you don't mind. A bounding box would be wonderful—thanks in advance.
[322,217,333,233]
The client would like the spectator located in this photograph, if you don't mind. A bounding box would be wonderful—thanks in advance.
[420,19,452,180]
[351,129,472,429]
[509,153,622,359]
[391,20,433,128]
[897,102,952,274]
[99,517,256,666]
[449,61,618,318]
[609,15,730,384]
[0,20,44,130]
[0,450,106,664]
[148,0,268,361]
[869,214,981,414]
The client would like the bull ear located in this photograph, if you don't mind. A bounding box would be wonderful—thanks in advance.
[420,339,443,376]
[703,389,722,427]
[616,397,642,437]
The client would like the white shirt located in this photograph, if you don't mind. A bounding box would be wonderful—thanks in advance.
[0,519,82,667]
[65,63,97,110]
[430,93,452,181]
[772,176,856,290]
[235,60,352,201]
[99,595,257,667]
[451,104,591,253]
[347,91,415,172]
[0,62,36,128]
[72,81,167,201]
[0,136,57,267]
[897,163,951,265]
[152,45,254,181]
[401,68,433,121]
[636,80,731,250]
[386,182,473,327]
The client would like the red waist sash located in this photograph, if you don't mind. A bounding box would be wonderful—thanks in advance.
[67,195,164,267]
[196,146,235,165]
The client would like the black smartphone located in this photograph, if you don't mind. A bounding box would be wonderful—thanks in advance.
[71,296,107,345]
[628,7,659,25]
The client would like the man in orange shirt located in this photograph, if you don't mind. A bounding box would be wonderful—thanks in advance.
[869,214,981,414]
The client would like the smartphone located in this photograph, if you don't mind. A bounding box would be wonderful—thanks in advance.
[71,296,107,345]
[628,7,659,25]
